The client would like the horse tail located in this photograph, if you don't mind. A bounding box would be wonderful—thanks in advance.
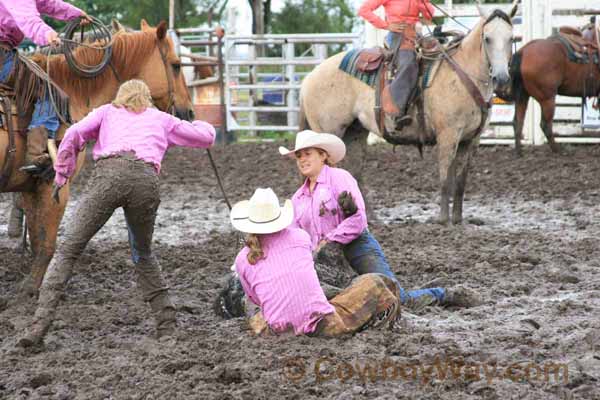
[510,51,527,102]
[497,51,527,103]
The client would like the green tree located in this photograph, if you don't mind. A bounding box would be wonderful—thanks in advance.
[270,0,354,34]
[50,0,206,29]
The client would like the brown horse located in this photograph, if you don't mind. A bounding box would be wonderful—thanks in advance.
[498,32,600,156]
[299,3,517,224]
[0,20,194,293]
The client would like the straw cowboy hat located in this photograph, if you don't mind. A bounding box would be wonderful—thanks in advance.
[278,130,346,164]
[230,188,294,234]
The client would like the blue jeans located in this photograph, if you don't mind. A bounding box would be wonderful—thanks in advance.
[1,48,59,137]
[343,230,445,304]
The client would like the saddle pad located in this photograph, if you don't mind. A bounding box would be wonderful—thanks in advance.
[420,59,441,89]
[553,34,599,65]
[339,49,379,88]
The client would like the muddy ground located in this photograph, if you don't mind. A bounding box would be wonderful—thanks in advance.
[1,142,600,399]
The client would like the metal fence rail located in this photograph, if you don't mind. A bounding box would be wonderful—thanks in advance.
[224,33,361,134]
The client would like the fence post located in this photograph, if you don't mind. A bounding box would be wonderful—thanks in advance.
[285,42,298,130]
[248,42,257,137]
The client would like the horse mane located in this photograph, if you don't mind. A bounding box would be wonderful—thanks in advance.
[485,9,512,26]
[30,30,158,95]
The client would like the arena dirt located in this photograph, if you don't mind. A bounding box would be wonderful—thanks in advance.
[1,143,600,399]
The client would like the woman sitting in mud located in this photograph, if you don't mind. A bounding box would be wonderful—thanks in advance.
[232,187,399,336]
[279,130,479,309]
[18,79,216,347]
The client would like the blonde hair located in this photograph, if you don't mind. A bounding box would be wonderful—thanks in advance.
[246,234,265,265]
[315,148,334,167]
[112,79,153,112]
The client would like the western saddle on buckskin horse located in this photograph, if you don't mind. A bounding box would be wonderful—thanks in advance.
[338,30,463,145]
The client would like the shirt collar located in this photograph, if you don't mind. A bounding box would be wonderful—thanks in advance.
[299,165,330,196]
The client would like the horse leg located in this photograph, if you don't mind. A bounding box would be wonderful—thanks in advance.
[539,98,560,153]
[452,139,477,224]
[20,182,69,295]
[437,131,458,225]
[513,94,529,158]
[7,193,24,239]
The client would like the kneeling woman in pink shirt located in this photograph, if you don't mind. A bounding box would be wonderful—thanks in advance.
[280,130,479,309]
[19,80,216,347]
[232,188,399,336]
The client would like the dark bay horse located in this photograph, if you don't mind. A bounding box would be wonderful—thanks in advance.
[497,31,600,156]
[0,20,194,293]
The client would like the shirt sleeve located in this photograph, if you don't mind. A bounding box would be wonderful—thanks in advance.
[235,253,260,306]
[38,0,84,21]
[358,0,389,30]
[54,105,106,186]
[164,113,216,149]
[418,0,435,20]
[324,170,368,244]
[5,0,55,46]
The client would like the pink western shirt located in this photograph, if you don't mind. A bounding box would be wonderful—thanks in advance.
[291,165,367,250]
[0,0,83,48]
[54,104,216,186]
[358,0,435,30]
[235,227,335,335]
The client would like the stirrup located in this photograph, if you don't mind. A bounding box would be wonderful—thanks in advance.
[19,164,44,174]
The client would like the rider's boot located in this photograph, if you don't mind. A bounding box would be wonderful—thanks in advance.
[382,85,412,131]
[19,126,51,173]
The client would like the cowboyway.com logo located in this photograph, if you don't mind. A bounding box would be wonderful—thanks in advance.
[281,355,569,386]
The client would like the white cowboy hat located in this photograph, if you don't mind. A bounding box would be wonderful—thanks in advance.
[230,188,294,234]
[278,130,346,164]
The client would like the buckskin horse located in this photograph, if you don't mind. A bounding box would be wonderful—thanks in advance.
[496,25,600,157]
[0,20,194,293]
[299,1,517,224]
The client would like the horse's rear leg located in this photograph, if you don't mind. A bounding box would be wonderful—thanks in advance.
[7,193,24,238]
[437,131,458,225]
[452,139,477,224]
[539,98,560,153]
[513,94,529,158]
[21,182,69,295]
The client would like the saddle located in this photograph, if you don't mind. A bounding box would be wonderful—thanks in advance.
[556,26,599,65]
[355,47,390,73]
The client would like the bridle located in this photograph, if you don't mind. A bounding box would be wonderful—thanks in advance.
[156,39,176,116]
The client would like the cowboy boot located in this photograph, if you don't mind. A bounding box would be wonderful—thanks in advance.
[7,203,23,238]
[441,286,483,308]
[150,293,177,339]
[20,126,51,173]
[16,306,55,347]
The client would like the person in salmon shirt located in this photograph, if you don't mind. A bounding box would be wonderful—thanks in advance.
[231,187,400,336]
[0,0,92,171]
[279,130,482,310]
[358,0,435,130]
[18,79,216,347]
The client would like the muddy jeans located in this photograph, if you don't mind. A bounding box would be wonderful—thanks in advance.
[249,273,400,337]
[343,230,445,304]
[32,154,174,336]
[0,46,60,135]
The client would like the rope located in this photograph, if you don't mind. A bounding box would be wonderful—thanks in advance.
[43,17,114,125]
[206,148,232,211]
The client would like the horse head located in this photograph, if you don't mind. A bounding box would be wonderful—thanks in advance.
[476,0,518,89]
[138,20,194,121]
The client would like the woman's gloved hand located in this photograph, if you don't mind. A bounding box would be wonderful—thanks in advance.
[338,191,358,217]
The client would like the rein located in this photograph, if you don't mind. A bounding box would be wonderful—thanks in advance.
[156,40,233,211]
